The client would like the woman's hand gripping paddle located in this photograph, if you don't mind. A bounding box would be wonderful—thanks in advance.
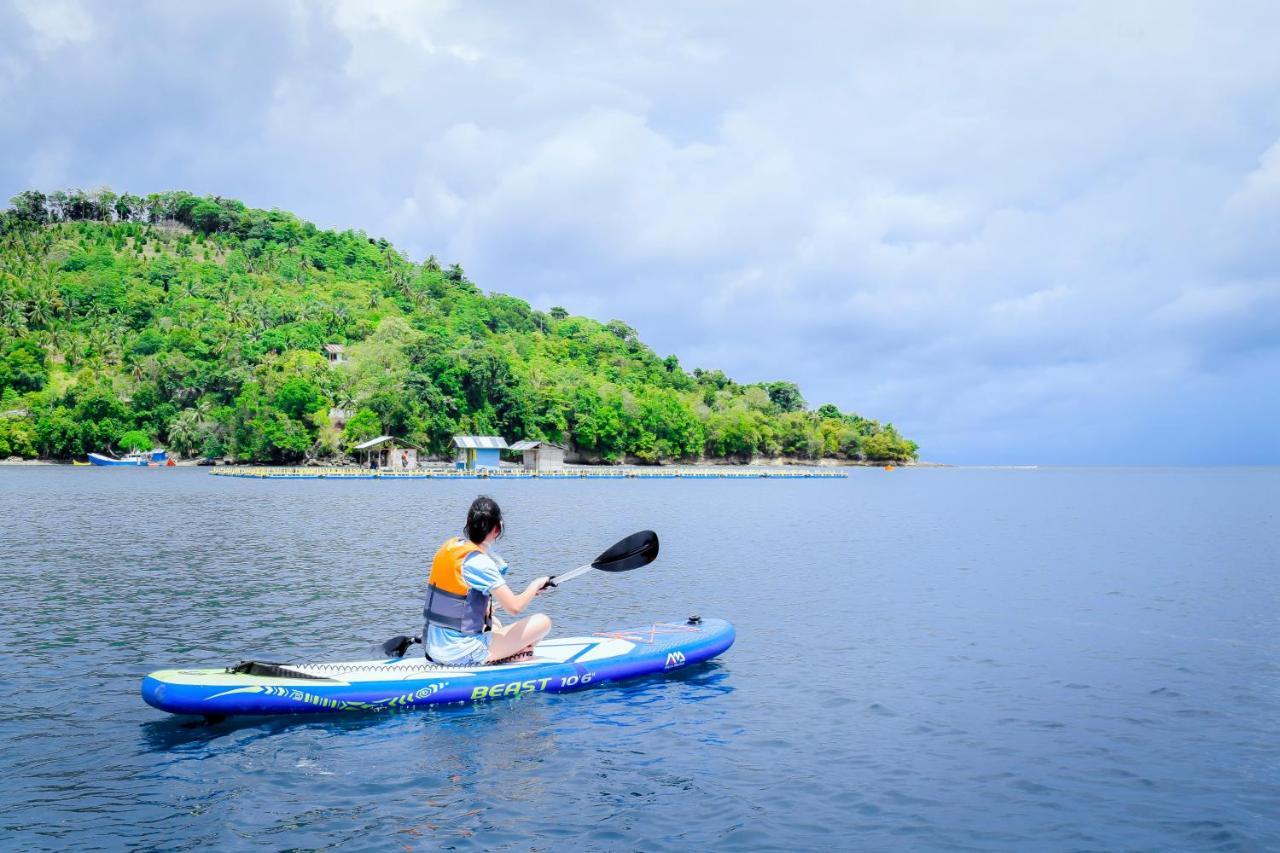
[543,529,659,589]
[375,530,660,657]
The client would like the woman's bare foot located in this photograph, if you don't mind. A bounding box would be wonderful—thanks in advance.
[491,647,535,664]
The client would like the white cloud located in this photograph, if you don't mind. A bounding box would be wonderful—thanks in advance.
[1228,140,1280,217]
[15,0,93,54]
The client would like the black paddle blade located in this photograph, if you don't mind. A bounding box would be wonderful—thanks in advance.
[376,634,420,658]
[592,530,659,572]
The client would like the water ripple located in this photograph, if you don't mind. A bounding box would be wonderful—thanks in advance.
[1,467,1278,849]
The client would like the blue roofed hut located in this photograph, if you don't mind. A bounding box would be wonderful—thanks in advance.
[453,436,508,471]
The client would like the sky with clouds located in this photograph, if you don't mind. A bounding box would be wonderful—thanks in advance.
[2,1,1278,463]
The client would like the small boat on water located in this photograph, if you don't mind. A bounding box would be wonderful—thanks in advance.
[88,449,169,467]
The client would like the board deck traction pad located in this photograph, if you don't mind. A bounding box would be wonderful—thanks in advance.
[142,618,735,716]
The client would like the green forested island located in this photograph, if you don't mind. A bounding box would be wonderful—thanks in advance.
[0,189,918,464]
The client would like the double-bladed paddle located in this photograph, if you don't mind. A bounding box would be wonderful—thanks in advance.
[375,530,660,658]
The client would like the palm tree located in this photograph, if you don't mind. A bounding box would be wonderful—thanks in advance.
[166,409,205,457]
[192,396,216,421]
[259,245,280,275]
[0,305,24,332]
[326,301,350,331]
[0,284,25,331]
[46,323,68,361]
[26,288,52,328]
[225,296,247,329]
[248,300,270,333]
[86,325,112,363]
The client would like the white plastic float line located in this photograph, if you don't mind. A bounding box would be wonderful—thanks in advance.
[208,466,847,480]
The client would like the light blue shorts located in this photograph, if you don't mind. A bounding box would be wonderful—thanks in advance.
[426,632,491,666]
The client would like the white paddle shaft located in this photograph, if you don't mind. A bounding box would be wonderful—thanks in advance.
[551,563,593,584]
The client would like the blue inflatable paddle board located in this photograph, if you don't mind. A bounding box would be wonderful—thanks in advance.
[141,618,734,717]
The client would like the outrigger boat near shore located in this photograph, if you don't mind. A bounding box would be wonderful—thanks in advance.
[88,449,169,466]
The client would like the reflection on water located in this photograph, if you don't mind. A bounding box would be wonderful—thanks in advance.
[1,466,1279,849]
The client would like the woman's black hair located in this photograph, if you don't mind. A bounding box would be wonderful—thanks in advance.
[464,495,503,544]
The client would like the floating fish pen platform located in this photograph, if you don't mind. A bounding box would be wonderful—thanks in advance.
[209,466,848,480]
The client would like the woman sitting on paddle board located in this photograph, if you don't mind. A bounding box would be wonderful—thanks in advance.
[424,496,551,665]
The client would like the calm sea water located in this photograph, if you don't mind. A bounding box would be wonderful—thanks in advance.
[0,466,1277,850]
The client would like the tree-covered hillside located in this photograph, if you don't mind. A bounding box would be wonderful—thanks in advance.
[0,189,918,464]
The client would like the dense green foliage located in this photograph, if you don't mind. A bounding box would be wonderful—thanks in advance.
[0,189,919,463]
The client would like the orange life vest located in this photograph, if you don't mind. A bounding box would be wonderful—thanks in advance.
[423,538,490,634]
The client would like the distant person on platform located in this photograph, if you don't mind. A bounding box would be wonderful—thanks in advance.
[423,496,551,665]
